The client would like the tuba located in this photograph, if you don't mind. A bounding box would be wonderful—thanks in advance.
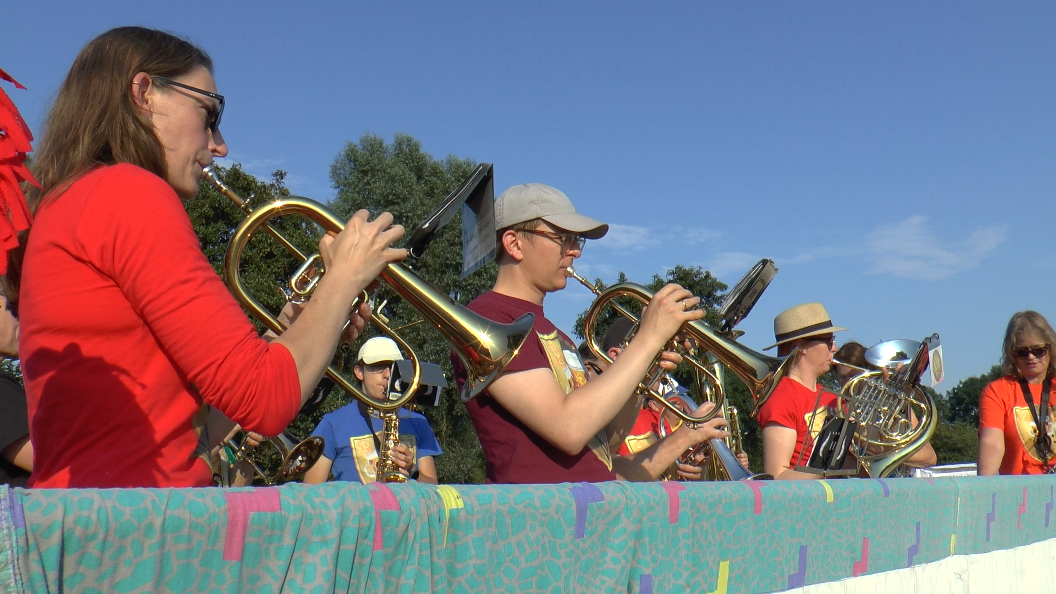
[203,166,535,412]
[830,336,939,478]
[568,267,793,427]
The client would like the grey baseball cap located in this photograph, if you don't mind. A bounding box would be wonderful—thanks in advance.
[494,183,608,239]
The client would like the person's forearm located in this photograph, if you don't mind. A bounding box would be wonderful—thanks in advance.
[772,467,822,480]
[275,271,362,402]
[616,429,697,481]
[978,433,1005,476]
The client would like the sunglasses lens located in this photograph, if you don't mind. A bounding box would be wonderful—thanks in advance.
[1015,346,1049,359]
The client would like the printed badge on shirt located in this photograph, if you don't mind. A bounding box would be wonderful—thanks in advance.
[1013,407,1056,463]
[350,433,420,484]
[537,330,612,470]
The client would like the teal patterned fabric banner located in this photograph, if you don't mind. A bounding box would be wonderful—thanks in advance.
[1,476,1055,593]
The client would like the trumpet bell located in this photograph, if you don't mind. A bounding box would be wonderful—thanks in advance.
[277,435,325,481]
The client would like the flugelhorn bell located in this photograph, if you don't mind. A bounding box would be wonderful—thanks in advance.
[204,166,535,407]
[568,267,794,424]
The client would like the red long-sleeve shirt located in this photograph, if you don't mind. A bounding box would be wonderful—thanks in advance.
[21,164,301,487]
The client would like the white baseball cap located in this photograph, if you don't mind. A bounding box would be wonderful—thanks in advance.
[357,336,403,364]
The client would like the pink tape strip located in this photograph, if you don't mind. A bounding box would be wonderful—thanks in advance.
[852,537,870,576]
[746,481,765,514]
[223,488,282,561]
[369,483,401,551]
[661,482,686,524]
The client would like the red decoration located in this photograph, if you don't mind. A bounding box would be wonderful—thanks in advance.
[0,67,38,274]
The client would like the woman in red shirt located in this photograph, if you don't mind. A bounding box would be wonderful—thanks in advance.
[756,302,847,480]
[19,27,406,487]
[979,311,1056,475]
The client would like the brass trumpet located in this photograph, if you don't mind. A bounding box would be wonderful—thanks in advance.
[221,432,325,486]
[204,166,536,410]
[568,266,793,427]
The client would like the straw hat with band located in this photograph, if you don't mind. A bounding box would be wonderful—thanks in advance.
[495,183,608,239]
[763,302,847,351]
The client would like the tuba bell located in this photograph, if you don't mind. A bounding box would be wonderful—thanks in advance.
[203,166,535,412]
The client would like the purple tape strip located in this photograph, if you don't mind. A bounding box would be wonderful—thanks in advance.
[852,537,869,577]
[1046,486,1054,528]
[907,521,921,567]
[369,483,401,551]
[661,482,685,524]
[570,483,605,539]
[639,573,653,594]
[873,479,890,497]
[787,544,808,589]
[9,492,24,529]
[223,488,282,561]
[986,492,997,542]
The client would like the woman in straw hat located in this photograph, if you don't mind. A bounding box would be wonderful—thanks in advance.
[756,303,847,480]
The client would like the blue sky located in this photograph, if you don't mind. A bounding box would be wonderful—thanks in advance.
[4,3,1054,388]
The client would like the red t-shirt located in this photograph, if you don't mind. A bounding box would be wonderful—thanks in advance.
[452,291,615,484]
[756,377,836,468]
[979,376,1056,475]
[21,164,302,488]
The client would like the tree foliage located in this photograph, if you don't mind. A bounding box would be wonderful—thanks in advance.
[940,364,1003,426]
[188,135,496,484]
[329,132,495,484]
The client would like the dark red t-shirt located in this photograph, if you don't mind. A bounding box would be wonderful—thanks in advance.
[756,377,836,468]
[452,291,616,484]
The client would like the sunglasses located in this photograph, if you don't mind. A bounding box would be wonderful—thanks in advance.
[806,334,836,347]
[152,76,225,132]
[1013,345,1050,360]
[522,229,586,253]
[584,361,604,376]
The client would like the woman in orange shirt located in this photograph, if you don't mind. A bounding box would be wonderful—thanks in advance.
[979,311,1056,475]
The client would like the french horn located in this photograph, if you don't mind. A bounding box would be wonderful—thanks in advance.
[829,336,939,478]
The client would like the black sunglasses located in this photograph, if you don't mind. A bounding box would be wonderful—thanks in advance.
[1013,345,1050,360]
[152,76,225,132]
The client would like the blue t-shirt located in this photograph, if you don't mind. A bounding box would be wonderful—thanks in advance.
[311,404,443,483]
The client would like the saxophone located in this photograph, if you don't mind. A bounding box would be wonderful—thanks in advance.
[375,409,408,483]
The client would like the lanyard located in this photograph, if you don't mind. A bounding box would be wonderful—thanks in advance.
[1018,375,1054,471]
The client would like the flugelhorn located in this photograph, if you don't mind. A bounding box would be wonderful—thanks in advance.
[203,166,535,409]
[568,267,794,427]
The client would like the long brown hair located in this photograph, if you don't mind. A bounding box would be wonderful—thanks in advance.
[28,26,212,212]
[1001,311,1056,378]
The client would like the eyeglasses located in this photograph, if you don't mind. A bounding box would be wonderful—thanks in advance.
[806,334,836,347]
[584,361,604,376]
[521,229,586,253]
[152,76,225,132]
[1013,345,1050,360]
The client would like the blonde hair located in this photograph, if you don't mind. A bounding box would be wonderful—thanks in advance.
[1001,311,1056,378]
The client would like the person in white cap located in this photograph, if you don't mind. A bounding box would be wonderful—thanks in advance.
[304,337,442,484]
[451,183,728,484]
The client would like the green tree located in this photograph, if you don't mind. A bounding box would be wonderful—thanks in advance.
[329,132,494,484]
[941,364,1003,426]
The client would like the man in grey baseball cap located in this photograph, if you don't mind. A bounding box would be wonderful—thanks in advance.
[450,183,726,485]
[493,183,609,240]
